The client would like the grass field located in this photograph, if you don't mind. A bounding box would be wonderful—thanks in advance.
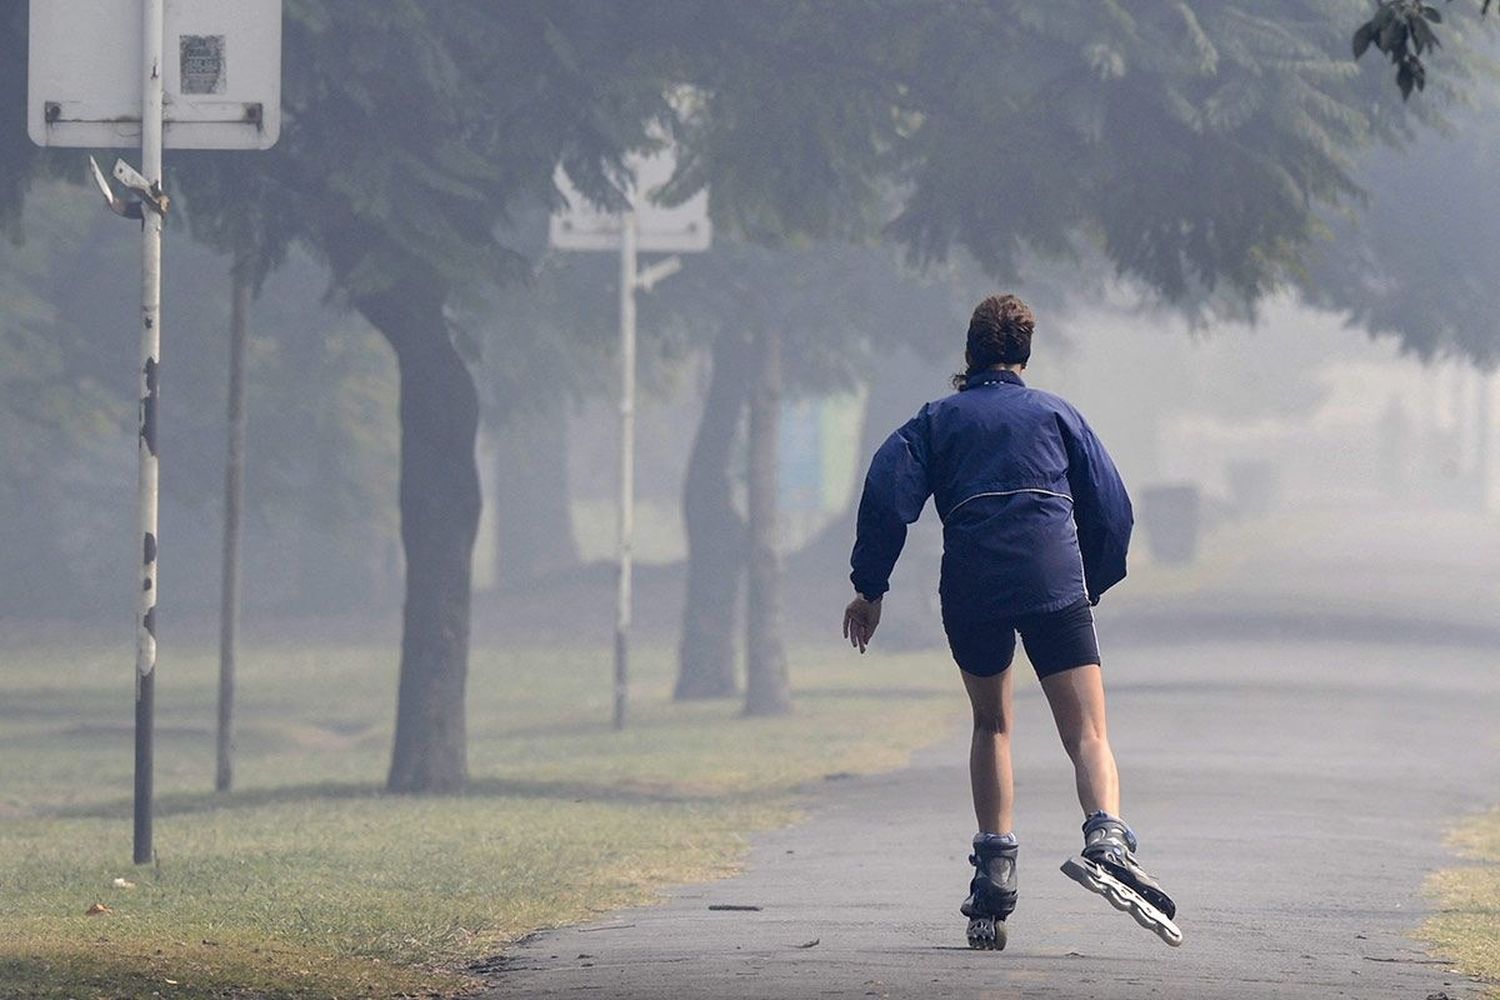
[1421,806,1500,997]
[0,637,967,999]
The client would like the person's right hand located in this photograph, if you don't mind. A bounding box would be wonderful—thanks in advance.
[842,593,882,654]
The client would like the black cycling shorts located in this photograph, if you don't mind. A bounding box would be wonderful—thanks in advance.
[944,598,1100,679]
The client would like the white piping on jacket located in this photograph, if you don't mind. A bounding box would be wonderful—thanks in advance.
[947,487,1074,517]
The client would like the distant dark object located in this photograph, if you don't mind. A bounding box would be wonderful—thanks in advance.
[708,904,762,912]
[1353,0,1493,99]
[1140,485,1202,566]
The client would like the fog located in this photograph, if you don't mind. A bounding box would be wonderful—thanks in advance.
[5,5,1494,671]
[2,4,1497,994]
[5,193,1494,648]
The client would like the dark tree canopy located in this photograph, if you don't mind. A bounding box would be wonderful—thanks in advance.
[7,0,1500,778]
[1353,0,1495,98]
[1303,111,1500,366]
[175,1,669,299]
[883,2,1430,304]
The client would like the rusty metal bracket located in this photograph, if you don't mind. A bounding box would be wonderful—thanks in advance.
[112,158,169,216]
[88,156,141,219]
[88,156,169,219]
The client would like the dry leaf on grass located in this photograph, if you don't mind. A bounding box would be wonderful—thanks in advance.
[84,902,112,915]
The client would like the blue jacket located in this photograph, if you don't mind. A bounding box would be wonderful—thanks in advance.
[850,369,1132,622]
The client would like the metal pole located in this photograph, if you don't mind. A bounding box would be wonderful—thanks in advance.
[614,210,637,731]
[134,0,165,866]
[1479,368,1494,513]
[216,266,250,793]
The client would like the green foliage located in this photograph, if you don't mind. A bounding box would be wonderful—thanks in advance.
[448,215,618,422]
[640,239,970,399]
[0,186,135,614]
[174,1,671,308]
[13,0,1495,380]
[1302,111,1500,366]
[645,1,903,245]
[0,179,403,619]
[884,1,1456,308]
[0,215,117,458]
[1353,0,1494,99]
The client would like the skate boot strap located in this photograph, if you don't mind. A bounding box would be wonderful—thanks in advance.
[1082,840,1126,861]
[970,833,1018,863]
[1082,813,1138,852]
[971,844,1018,864]
[972,832,1018,848]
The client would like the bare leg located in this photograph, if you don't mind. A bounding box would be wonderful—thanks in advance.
[960,668,1014,834]
[1039,664,1119,817]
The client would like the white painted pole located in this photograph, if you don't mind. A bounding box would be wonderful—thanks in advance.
[134,0,165,865]
[614,210,637,731]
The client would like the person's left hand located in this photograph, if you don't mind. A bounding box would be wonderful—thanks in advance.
[842,593,882,654]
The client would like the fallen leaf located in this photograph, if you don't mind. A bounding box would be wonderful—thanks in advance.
[85,903,112,916]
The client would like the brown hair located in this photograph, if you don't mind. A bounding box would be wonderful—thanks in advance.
[953,294,1035,389]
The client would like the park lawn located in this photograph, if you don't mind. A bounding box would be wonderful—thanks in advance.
[0,637,967,999]
[1421,806,1500,997]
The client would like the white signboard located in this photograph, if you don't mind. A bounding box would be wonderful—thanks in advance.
[550,148,711,253]
[28,0,282,150]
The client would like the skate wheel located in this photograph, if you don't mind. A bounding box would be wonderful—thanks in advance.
[966,916,1007,951]
[1061,857,1183,948]
[1150,913,1184,948]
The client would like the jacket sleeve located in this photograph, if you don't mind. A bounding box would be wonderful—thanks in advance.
[1062,409,1133,604]
[850,407,934,599]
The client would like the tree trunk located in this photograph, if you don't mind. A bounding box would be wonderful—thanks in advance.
[360,285,481,795]
[674,328,752,700]
[744,325,791,717]
[786,345,940,574]
[493,396,579,586]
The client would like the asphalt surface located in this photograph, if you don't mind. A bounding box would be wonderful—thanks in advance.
[482,636,1499,999]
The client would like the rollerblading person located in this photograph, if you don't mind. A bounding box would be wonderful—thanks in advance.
[1061,812,1182,946]
[962,832,1018,950]
[843,295,1180,950]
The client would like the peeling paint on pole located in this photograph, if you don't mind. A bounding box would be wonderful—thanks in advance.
[29,0,282,868]
[140,356,159,456]
[132,0,165,866]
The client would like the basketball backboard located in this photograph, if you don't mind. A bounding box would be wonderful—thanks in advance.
[28,0,281,150]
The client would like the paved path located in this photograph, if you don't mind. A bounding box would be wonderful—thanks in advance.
[483,637,1498,999]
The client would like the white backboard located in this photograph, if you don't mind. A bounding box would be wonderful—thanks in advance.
[550,148,711,253]
[28,0,282,150]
